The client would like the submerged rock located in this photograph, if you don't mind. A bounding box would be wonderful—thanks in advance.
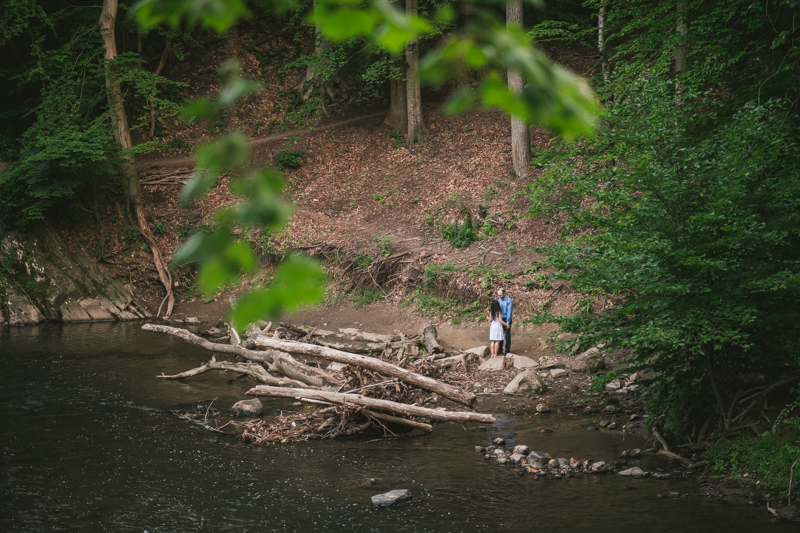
[617,467,647,477]
[371,489,412,507]
[231,398,263,416]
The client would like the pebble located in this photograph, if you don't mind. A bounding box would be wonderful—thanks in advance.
[492,437,505,446]
[587,426,596,431]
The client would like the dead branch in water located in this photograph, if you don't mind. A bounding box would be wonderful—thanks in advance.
[146,321,487,443]
[254,335,476,407]
[247,385,495,423]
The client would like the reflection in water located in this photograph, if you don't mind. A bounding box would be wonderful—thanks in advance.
[0,322,790,532]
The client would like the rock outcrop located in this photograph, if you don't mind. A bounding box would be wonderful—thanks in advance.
[1,221,149,325]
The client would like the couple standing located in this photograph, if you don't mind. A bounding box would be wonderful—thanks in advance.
[488,288,513,358]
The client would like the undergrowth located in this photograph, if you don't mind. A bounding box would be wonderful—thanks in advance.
[350,287,384,308]
[706,432,800,498]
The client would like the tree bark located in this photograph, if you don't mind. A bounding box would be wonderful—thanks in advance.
[506,0,530,179]
[254,335,477,407]
[598,2,610,82]
[405,0,427,149]
[142,323,278,363]
[100,0,174,317]
[422,324,442,354]
[148,38,171,139]
[385,65,408,132]
[248,386,495,423]
[675,2,688,74]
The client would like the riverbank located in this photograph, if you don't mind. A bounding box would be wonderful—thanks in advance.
[159,295,797,523]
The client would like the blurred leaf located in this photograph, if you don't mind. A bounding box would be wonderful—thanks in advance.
[230,255,326,327]
[180,168,218,205]
[313,6,377,41]
[132,0,252,34]
[219,77,262,105]
[180,97,218,122]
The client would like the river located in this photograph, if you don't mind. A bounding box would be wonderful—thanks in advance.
[0,322,791,532]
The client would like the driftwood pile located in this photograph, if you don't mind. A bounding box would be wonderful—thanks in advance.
[143,322,494,443]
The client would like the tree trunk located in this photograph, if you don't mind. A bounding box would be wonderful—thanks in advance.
[598,2,610,82]
[247,386,495,423]
[385,66,408,132]
[254,335,477,407]
[100,0,174,317]
[507,0,530,179]
[675,2,688,74]
[142,323,278,363]
[405,0,427,149]
[422,324,442,354]
[148,38,171,139]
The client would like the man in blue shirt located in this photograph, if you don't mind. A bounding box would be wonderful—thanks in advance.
[497,288,513,355]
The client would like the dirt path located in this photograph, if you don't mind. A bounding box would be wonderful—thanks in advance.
[135,111,386,171]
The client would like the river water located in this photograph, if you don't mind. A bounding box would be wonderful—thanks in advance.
[0,322,791,532]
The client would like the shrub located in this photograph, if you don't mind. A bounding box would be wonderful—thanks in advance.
[275,149,302,170]
[442,223,476,249]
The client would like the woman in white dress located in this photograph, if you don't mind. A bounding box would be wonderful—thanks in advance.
[488,299,508,357]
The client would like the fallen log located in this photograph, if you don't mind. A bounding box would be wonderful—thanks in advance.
[254,336,477,407]
[145,324,341,389]
[158,357,316,389]
[248,385,494,423]
[143,323,277,363]
[364,409,433,433]
[656,449,692,467]
[315,338,388,354]
[270,352,340,389]
[422,324,443,354]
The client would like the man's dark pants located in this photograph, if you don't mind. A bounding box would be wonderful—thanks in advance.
[502,322,511,354]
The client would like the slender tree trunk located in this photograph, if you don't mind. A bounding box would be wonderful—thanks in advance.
[507,0,530,179]
[598,2,610,82]
[147,38,171,139]
[675,2,688,73]
[405,0,427,149]
[100,0,174,317]
[385,64,408,132]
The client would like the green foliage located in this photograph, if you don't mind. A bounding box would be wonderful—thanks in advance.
[355,253,374,269]
[441,222,476,249]
[350,287,384,308]
[589,371,619,393]
[123,227,143,243]
[375,235,392,257]
[275,148,303,170]
[707,433,800,497]
[134,0,598,138]
[526,79,800,437]
[153,221,168,235]
[481,219,498,238]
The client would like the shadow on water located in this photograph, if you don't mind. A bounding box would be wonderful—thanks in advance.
[0,322,793,532]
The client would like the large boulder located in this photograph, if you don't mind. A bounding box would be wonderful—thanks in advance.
[465,346,490,358]
[504,370,547,394]
[478,355,513,371]
[512,355,538,369]
[4,286,44,326]
[371,489,412,507]
[436,354,467,370]
[1,221,148,324]
[571,347,606,373]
